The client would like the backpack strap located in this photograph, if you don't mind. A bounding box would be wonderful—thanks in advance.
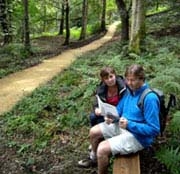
[137,88,153,111]
[166,94,176,113]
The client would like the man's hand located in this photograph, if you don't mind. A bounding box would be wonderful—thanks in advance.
[105,112,118,124]
[104,116,114,124]
[119,117,128,129]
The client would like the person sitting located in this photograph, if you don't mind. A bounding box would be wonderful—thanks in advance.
[78,64,160,174]
[89,66,126,127]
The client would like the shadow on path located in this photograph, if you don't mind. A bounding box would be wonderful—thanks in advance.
[0,22,120,115]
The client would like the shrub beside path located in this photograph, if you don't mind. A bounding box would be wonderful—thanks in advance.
[0,22,120,115]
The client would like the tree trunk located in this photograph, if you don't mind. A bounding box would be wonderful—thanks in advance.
[0,0,12,45]
[100,0,106,32]
[129,0,146,54]
[79,0,88,40]
[63,0,70,45]
[58,2,65,35]
[115,0,129,41]
[42,2,47,32]
[23,0,31,52]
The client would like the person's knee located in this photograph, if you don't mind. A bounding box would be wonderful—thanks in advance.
[90,125,98,137]
[97,141,111,157]
[89,125,102,139]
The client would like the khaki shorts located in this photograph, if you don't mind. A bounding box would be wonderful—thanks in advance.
[99,122,144,155]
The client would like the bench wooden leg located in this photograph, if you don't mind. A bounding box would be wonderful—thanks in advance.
[113,153,140,174]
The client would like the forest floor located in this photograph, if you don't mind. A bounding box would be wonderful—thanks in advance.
[0,22,119,115]
[1,22,180,174]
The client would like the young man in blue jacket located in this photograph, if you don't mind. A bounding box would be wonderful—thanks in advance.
[78,64,160,174]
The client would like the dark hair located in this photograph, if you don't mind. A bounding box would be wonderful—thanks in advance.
[125,64,145,81]
[100,67,116,79]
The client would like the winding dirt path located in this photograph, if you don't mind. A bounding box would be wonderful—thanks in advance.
[0,22,119,115]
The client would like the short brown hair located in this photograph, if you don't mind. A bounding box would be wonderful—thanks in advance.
[125,64,145,81]
[100,67,116,79]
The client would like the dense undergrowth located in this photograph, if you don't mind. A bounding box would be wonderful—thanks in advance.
[0,6,180,174]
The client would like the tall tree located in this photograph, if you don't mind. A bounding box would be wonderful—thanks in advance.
[58,1,65,35]
[100,0,106,31]
[129,0,146,53]
[0,0,12,45]
[42,1,47,32]
[63,0,70,45]
[79,0,88,40]
[115,0,130,41]
[23,0,31,51]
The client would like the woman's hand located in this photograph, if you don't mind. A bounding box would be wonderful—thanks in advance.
[95,108,101,116]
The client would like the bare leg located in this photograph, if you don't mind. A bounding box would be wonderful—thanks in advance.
[89,124,104,158]
[97,140,111,174]
[78,124,106,168]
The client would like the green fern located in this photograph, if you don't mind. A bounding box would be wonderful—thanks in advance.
[156,146,180,174]
[149,75,174,88]
[164,67,180,82]
[169,111,180,133]
[163,81,180,94]
[6,114,39,135]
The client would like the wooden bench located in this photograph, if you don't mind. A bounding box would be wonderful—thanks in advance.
[113,153,140,174]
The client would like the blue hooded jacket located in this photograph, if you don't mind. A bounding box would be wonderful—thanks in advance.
[116,83,160,148]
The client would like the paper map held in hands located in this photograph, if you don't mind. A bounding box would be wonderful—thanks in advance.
[96,95,119,120]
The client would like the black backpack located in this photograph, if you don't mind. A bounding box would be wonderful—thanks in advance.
[138,88,176,136]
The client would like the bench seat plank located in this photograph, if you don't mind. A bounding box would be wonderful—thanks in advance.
[113,153,140,174]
